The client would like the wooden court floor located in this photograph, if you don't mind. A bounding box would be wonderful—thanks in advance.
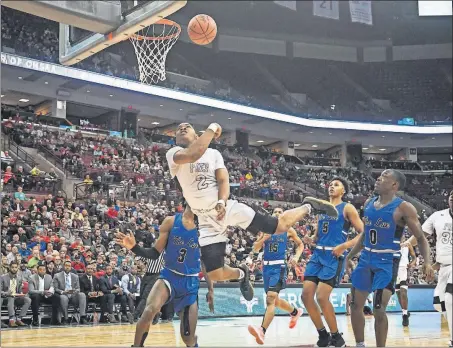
[0,312,450,347]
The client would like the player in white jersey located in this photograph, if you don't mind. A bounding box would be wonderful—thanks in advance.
[396,235,416,327]
[404,190,452,347]
[166,122,338,301]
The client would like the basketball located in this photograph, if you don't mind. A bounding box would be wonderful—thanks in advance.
[188,14,217,45]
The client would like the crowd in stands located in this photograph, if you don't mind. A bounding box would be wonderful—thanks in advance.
[2,7,452,124]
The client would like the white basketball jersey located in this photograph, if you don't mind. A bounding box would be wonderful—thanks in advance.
[422,208,452,265]
[166,146,226,210]
[399,246,409,267]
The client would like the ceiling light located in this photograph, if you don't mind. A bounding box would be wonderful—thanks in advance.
[256,140,264,143]
[309,131,314,134]
[179,108,183,111]
[432,137,435,140]
[210,113,214,116]
[0,95,4,98]
[109,94,113,97]
[328,132,332,135]
[294,144,300,147]
[379,148,386,151]
[18,76,23,80]
[86,90,90,93]
[159,104,163,107]
[19,98,29,102]
[312,144,318,148]
[381,135,385,138]
[228,117,232,120]
[400,137,404,139]
[151,122,160,125]
[44,81,49,84]
[363,147,369,150]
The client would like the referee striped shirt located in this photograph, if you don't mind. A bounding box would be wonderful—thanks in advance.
[138,252,165,275]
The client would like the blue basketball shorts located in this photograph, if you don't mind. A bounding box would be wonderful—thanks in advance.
[304,248,345,287]
[263,264,286,293]
[160,268,200,313]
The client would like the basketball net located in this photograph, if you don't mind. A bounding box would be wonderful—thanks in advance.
[129,19,181,85]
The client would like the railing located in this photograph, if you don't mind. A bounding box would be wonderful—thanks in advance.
[3,136,37,168]
[37,145,68,177]
[2,173,63,196]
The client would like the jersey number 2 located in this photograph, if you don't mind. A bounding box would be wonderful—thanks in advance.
[196,174,208,190]
[177,248,187,263]
[369,229,378,245]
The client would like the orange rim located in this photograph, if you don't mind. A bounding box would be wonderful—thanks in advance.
[130,19,181,41]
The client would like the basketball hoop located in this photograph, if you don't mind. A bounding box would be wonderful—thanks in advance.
[129,19,181,85]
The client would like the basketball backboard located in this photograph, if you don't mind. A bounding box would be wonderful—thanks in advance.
[59,0,187,66]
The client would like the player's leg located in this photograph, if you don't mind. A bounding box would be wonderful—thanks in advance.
[179,302,198,347]
[317,282,346,347]
[275,297,303,328]
[248,290,278,345]
[133,279,169,347]
[373,288,393,347]
[445,267,453,347]
[350,288,369,346]
[395,266,410,326]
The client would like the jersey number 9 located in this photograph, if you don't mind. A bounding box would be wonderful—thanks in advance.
[177,248,187,263]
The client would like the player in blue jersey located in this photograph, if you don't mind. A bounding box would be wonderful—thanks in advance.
[345,169,434,347]
[247,207,304,345]
[115,207,214,348]
[302,177,364,347]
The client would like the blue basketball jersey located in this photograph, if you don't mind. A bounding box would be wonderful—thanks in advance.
[363,196,404,252]
[263,233,288,262]
[317,202,350,247]
[163,213,201,275]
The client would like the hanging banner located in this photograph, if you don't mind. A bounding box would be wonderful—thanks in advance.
[313,0,340,20]
[349,0,373,25]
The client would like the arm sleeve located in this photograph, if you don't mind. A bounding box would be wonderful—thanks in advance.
[213,150,226,170]
[421,213,436,235]
[131,245,161,259]
[165,146,184,178]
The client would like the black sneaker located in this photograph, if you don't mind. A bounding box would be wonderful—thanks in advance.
[329,332,346,347]
[239,265,254,301]
[315,333,331,347]
[402,313,410,327]
[303,197,338,218]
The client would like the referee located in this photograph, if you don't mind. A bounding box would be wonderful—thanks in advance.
[134,243,174,323]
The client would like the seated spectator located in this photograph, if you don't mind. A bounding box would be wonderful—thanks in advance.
[13,186,28,201]
[0,261,32,327]
[79,262,105,320]
[99,264,130,323]
[121,264,140,322]
[52,260,88,325]
[28,260,60,326]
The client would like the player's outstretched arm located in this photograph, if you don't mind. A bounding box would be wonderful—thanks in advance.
[171,123,222,164]
[288,227,304,266]
[115,217,173,258]
[202,262,215,313]
[407,243,417,268]
[252,232,270,253]
[404,211,433,247]
[346,232,364,261]
[401,202,434,282]
[332,203,364,257]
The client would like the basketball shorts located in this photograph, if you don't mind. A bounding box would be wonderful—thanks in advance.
[194,200,256,247]
[263,264,287,293]
[304,249,345,288]
[433,264,452,312]
[351,250,399,294]
[160,268,200,313]
[395,265,409,290]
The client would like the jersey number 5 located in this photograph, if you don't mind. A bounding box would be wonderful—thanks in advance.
[369,229,378,245]
[177,248,187,263]
[322,221,329,234]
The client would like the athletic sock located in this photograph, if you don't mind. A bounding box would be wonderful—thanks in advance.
[356,342,366,347]
[237,268,245,280]
[402,309,408,315]
[261,326,267,334]
[290,308,298,316]
[331,331,339,336]
[445,292,452,342]
[317,327,329,338]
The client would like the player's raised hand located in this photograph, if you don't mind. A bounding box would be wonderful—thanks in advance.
[206,290,215,313]
[422,263,435,283]
[207,123,222,139]
[215,201,226,221]
[115,230,136,250]
[332,244,347,257]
